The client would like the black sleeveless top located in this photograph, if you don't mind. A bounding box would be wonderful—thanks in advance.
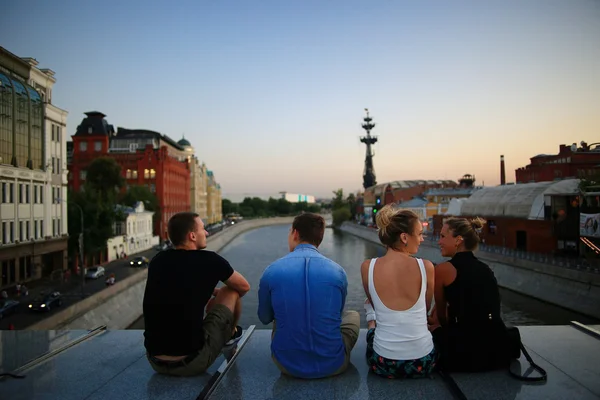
[444,251,503,327]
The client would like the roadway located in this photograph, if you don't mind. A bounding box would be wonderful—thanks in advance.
[0,248,160,330]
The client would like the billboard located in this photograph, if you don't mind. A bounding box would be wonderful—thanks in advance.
[580,213,600,238]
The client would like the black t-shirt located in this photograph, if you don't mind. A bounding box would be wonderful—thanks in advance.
[143,249,234,356]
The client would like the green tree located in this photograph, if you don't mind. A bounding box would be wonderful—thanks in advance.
[332,207,352,226]
[332,189,346,210]
[85,157,124,202]
[346,192,357,219]
[222,199,239,215]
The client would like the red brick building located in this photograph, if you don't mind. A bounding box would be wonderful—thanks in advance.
[516,141,600,183]
[67,112,190,240]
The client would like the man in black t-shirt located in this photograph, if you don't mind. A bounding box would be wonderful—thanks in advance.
[143,212,250,376]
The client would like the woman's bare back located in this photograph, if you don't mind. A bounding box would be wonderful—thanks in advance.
[371,256,423,311]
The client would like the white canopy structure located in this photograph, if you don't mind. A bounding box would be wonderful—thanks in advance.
[459,179,580,220]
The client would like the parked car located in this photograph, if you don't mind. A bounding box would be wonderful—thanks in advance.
[85,266,106,279]
[28,291,62,312]
[129,256,150,268]
[0,299,19,320]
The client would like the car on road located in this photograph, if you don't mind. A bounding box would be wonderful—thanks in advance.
[130,256,150,268]
[0,299,19,320]
[28,291,63,312]
[85,266,106,279]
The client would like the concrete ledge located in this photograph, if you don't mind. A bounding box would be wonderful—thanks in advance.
[26,217,295,331]
[339,222,600,320]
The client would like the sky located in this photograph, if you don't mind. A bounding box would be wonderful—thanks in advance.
[2,0,599,201]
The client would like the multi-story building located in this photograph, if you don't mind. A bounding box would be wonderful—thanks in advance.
[67,116,191,240]
[177,137,208,221]
[206,170,222,224]
[0,47,68,289]
[106,201,158,262]
[424,174,480,219]
[279,192,316,204]
[516,141,600,183]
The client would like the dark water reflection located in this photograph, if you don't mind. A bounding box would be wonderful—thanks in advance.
[130,224,598,329]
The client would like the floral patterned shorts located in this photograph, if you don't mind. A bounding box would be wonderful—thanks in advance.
[366,328,438,378]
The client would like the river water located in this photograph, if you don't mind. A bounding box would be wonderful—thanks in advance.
[129,224,598,329]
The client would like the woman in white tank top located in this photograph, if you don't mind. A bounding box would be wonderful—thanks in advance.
[360,205,438,378]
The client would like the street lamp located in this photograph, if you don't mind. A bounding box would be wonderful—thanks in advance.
[57,197,86,298]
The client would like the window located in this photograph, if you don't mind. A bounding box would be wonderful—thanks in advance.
[144,169,150,179]
[88,127,92,134]
[52,219,56,236]
[19,221,23,241]
[1,182,5,203]
[34,185,38,203]
[19,184,23,203]
[132,170,138,179]
[40,220,44,237]
[57,126,61,142]
[9,221,14,242]
[2,222,6,244]
[126,169,132,179]
[39,185,43,203]
[26,221,30,239]
[25,184,29,203]
[9,183,13,203]
[80,170,87,180]
[51,125,55,141]
[94,141,102,151]
[57,219,61,236]
[56,158,61,174]
[34,220,38,239]
[79,141,87,151]
[150,169,156,179]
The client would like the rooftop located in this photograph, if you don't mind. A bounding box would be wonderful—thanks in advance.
[1,324,598,399]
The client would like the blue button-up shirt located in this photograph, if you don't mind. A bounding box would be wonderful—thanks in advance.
[257,244,348,379]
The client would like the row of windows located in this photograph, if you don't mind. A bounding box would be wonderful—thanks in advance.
[1,219,50,244]
[125,168,156,179]
[79,141,103,152]
[1,257,34,287]
[51,124,62,142]
[1,182,47,204]
[0,74,44,169]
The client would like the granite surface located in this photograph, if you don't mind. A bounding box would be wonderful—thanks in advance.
[1,326,599,400]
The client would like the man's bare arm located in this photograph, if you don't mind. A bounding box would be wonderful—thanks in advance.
[224,271,250,297]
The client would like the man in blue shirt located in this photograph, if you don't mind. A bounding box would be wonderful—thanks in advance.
[257,213,360,379]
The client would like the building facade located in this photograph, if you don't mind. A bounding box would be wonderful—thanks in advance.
[206,170,222,224]
[177,137,209,221]
[516,141,600,184]
[67,116,191,240]
[106,202,159,261]
[279,192,316,204]
[0,47,68,290]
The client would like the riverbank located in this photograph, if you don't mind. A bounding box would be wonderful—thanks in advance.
[338,222,600,320]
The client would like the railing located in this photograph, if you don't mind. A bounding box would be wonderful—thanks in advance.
[427,234,600,274]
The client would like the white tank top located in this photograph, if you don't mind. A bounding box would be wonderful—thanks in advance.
[368,257,434,360]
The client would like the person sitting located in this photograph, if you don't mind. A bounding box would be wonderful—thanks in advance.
[430,217,511,372]
[360,206,437,378]
[143,212,250,377]
[257,212,360,379]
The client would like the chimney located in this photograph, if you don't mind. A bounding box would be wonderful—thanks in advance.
[500,155,506,185]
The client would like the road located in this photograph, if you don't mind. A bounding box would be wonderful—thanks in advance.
[0,248,160,330]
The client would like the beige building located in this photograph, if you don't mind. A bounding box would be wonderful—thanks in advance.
[0,47,69,289]
[207,170,222,224]
[177,137,209,221]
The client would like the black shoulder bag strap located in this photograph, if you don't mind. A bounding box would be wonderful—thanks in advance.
[509,342,547,382]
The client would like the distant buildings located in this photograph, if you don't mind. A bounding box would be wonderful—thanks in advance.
[0,47,69,289]
[516,141,600,183]
[279,192,316,204]
[107,202,159,261]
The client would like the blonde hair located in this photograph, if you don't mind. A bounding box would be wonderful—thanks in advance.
[375,205,420,250]
[444,217,486,251]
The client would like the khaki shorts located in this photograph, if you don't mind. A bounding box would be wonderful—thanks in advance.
[147,304,234,377]
[272,310,360,377]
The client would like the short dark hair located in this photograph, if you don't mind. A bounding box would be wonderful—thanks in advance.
[168,212,200,246]
[292,213,325,247]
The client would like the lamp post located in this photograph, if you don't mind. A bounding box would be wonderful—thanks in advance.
[57,197,86,298]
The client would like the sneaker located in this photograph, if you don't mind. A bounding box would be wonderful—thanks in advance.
[364,299,376,322]
[225,325,243,346]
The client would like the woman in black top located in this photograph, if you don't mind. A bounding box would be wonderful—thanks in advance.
[430,217,511,372]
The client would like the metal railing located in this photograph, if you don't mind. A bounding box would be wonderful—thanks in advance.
[427,234,600,274]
